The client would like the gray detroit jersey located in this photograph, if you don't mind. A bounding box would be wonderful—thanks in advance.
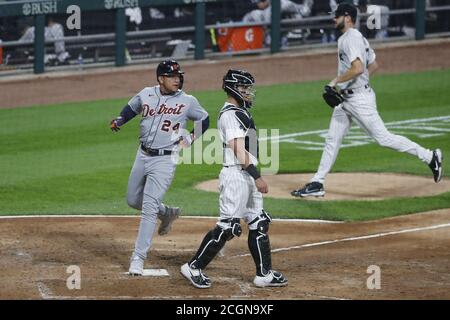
[128,86,208,150]
[337,28,376,90]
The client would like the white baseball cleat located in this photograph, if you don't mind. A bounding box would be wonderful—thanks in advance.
[158,206,181,236]
[128,255,144,276]
[254,270,288,288]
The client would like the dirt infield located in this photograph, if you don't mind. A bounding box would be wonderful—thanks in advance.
[196,173,450,200]
[1,38,450,109]
[0,210,449,299]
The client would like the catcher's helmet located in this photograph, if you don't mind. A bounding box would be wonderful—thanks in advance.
[156,59,184,89]
[222,69,255,109]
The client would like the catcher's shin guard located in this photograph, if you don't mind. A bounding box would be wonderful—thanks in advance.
[248,211,272,276]
[189,226,229,270]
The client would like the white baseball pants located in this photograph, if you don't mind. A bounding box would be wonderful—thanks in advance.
[218,166,263,230]
[312,87,433,184]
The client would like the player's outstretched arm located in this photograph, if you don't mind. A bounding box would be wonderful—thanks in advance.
[110,104,138,132]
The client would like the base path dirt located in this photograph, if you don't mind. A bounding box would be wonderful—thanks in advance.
[0,209,449,299]
[1,39,450,109]
[196,173,450,200]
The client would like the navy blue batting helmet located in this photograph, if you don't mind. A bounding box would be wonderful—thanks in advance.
[156,59,184,89]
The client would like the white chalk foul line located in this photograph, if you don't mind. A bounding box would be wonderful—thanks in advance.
[231,222,450,258]
[41,293,347,300]
[40,294,231,300]
[0,215,341,224]
[37,282,53,300]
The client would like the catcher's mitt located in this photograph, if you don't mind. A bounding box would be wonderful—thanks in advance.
[322,85,344,108]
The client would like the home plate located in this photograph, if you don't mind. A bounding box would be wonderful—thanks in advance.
[125,269,169,277]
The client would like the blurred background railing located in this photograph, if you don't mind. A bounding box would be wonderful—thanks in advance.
[0,0,448,76]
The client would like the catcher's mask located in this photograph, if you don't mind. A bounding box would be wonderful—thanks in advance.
[156,59,184,90]
[222,69,255,109]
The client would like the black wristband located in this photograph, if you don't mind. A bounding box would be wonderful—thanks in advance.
[245,164,261,180]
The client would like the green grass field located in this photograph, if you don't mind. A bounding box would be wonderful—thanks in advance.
[1,69,449,220]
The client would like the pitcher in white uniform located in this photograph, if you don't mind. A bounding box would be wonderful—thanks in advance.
[292,3,443,198]
[180,69,288,289]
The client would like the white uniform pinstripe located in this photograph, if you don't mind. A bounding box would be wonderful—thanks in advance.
[218,103,262,230]
[312,28,433,184]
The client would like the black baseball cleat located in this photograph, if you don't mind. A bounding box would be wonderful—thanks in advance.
[428,149,443,183]
[291,181,325,197]
[254,270,288,288]
[180,263,211,289]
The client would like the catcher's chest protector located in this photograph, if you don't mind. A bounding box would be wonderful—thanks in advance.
[219,105,259,159]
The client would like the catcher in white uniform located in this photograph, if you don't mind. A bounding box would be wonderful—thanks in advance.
[180,69,288,289]
[292,3,443,198]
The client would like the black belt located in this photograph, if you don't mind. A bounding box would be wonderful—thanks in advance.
[220,218,240,223]
[342,84,370,95]
[140,144,173,156]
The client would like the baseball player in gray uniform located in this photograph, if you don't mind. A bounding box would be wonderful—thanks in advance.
[292,3,443,198]
[110,60,209,275]
[180,69,288,289]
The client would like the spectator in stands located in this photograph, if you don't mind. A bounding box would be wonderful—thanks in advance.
[173,6,195,19]
[242,0,270,23]
[18,17,69,66]
[233,0,267,21]
[46,17,69,65]
[126,7,143,29]
[241,0,314,46]
[148,7,165,20]
[330,0,358,12]
[146,5,195,29]
[242,0,314,23]
[147,5,195,22]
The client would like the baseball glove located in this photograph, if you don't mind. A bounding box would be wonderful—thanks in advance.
[322,85,344,108]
